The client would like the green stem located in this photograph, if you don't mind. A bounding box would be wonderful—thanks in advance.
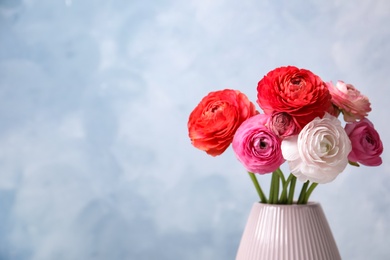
[271,171,280,204]
[269,172,275,203]
[297,180,309,204]
[303,182,318,204]
[279,174,293,204]
[273,171,280,204]
[248,172,268,203]
[287,175,297,204]
[275,168,286,187]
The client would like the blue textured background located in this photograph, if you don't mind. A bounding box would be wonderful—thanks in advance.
[0,0,389,259]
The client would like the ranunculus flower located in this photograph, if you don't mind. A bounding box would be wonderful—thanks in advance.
[281,114,352,184]
[257,66,332,128]
[345,118,383,166]
[188,89,258,156]
[268,112,300,138]
[232,114,284,174]
[326,81,371,122]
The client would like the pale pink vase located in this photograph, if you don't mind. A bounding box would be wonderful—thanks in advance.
[236,202,341,260]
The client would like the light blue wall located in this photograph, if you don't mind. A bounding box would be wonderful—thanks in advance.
[0,0,389,259]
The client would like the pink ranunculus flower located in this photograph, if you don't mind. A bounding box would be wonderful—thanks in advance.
[232,114,284,174]
[345,118,383,166]
[326,81,371,122]
[268,112,300,138]
[281,113,352,184]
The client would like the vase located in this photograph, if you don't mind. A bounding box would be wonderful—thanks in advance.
[236,202,341,260]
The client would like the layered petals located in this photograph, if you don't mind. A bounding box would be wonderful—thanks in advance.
[257,66,332,128]
[282,114,352,183]
[327,81,371,122]
[232,114,284,174]
[345,118,383,166]
[188,89,258,156]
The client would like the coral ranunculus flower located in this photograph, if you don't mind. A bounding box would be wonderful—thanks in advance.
[257,66,332,128]
[188,89,258,156]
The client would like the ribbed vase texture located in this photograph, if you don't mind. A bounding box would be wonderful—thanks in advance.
[236,202,341,260]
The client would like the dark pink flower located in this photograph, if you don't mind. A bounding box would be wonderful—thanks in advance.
[232,114,284,174]
[268,112,300,138]
[345,118,383,166]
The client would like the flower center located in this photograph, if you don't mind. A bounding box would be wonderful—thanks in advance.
[319,136,333,155]
[365,134,374,145]
[211,104,221,113]
[288,77,304,99]
[291,77,302,86]
[205,102,226,116]
[258,138,267,149]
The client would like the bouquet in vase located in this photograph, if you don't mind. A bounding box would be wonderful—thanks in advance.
[187,66,383,204]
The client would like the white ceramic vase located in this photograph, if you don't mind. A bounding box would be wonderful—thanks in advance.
[236,202,341,260]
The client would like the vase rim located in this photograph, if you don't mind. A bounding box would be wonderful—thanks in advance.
[255,201,320,207]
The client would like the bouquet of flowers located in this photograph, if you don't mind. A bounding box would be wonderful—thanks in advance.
[187,66,383,204]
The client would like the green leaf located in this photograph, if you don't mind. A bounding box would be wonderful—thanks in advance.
[349,161,360,167]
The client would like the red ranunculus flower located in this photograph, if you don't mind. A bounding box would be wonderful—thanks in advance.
[188,89,258,156]
[257,66,332,128]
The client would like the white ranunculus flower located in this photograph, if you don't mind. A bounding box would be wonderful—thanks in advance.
[281,113,352,184]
